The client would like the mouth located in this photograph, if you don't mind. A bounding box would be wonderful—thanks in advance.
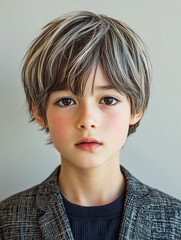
[75,138,102,145]
[75,138,102,151]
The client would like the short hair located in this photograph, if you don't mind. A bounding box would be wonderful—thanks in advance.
[22,11,152,139]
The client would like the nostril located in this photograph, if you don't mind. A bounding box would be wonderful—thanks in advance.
[79,123,96,129]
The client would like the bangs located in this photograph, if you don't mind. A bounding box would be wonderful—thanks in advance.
[47,45,100,96]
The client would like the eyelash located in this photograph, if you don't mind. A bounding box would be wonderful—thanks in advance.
[56,97,119,107]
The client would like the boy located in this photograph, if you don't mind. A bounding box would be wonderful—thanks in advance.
[0,11,181,240]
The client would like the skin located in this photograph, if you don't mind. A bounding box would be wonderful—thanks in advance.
[33,64,142,206]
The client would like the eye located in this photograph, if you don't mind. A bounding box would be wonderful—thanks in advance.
[56,98,76,107]
[100,97,119,105]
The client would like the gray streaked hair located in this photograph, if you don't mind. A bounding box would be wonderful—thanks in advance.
[22,11,152,138]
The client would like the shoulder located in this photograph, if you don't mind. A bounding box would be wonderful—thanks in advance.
[0,183,40,213]
[121,165,181,219]
[0,166,61,233]
[142,184,181,219]
[121,165,181,202]
[149,185,181,206]
[0,166,60,212]
[140,177,181,211]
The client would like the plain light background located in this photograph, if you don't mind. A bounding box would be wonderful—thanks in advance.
[0,0,181,201]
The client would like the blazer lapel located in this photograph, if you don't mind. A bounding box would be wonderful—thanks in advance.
[118,167,152,240]
[38,203,74,240]
[36,166,74,240]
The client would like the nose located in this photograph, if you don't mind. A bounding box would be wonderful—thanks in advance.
[76,105,97,130]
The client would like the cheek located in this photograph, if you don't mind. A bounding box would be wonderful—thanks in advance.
[105,112,129,130]
[48,115,71,140]
[104,112,130,141]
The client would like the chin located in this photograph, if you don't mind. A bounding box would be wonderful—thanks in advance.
[72,158,106,171]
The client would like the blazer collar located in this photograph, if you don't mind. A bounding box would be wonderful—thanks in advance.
[36,166,74,240]
[35,165,152,240]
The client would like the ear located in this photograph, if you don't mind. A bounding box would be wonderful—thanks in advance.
[32,103,48,128]
[129,110,143,125]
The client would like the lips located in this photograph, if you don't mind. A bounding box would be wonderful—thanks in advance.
[75,138,102,151]
[75,138,102,145]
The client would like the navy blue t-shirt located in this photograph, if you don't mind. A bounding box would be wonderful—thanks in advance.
[62,189,125,240]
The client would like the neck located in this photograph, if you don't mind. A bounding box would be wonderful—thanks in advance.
[58,158,125,206]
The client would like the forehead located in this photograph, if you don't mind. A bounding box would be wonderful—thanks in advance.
[85,63,113,92]
[54,63,120,96]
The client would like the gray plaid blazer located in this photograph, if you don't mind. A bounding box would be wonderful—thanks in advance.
[1,165,181,240]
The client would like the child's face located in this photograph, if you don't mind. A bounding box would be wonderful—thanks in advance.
[34,64,142,170]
